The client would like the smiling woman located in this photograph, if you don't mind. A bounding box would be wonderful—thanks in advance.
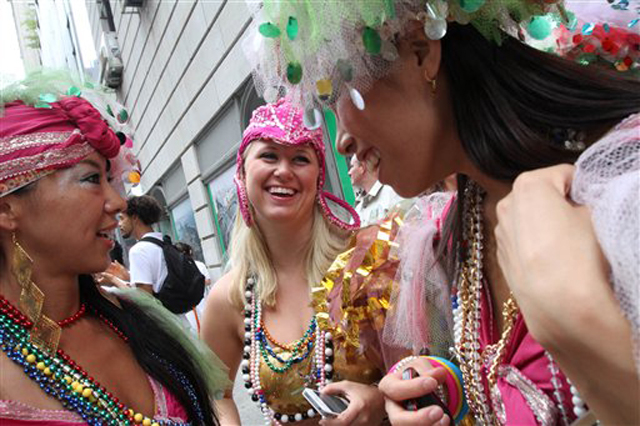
[0,72,227,425]
[202,99,406,426]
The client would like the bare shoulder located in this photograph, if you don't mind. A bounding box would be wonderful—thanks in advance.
[205,270,236,312]
[202,269,244,379]
[202,269,242,338]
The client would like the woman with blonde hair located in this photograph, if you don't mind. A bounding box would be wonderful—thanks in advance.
[202,98,402,425]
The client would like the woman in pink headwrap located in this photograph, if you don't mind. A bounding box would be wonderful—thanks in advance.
[202,98,407,426]
[0,73,227,425]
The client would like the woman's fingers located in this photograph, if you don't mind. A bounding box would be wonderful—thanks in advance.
[379,368,445,401]
[385,397,449,426]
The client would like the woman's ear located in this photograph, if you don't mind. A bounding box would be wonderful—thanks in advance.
[404,20,442,81]
[0,196,19,232]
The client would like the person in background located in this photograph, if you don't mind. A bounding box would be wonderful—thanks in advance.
[202,98,399,425]
[118,195,166,294]
[349,155,407,226]
[175,242,212,334]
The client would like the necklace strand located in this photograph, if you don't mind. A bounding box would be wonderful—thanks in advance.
[242,276,334,425]
[0,294,188,425]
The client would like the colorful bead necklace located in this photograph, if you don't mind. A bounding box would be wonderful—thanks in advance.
[452,182,577,425]
[0,295,189,426]
[260,316,315,352]
[242,276,335,425]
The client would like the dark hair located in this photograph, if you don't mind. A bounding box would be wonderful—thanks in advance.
[79,276,218,425]
[109,241,124,264]
[436,23,640,276]
[175,242,194,258]
[126,195,162,226]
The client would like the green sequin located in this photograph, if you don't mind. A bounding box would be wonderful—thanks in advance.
[527,16,552,40]
[362,27,382,55]
[259,22,281,38]
[459,0,486,13]
[287,62,303,84]
[286,16,299,40]
[66,86,82,97]
[118,109,129,123]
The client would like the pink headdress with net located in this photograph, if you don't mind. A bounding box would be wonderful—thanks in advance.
[235,98,360,230]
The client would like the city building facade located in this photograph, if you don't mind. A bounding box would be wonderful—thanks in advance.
[84,0,355,281]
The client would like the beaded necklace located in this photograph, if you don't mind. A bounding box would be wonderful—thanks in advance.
[0,295,190,426]
[452,182,579,425]
[242,276,334,425]
[452,182,519,425]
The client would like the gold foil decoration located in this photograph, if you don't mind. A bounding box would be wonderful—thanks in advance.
[11,233,61,353]
[311,211,404,359]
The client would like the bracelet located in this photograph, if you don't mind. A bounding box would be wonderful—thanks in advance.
[424,356,468,424]
[389,355,420,374]
[387,355,468,424]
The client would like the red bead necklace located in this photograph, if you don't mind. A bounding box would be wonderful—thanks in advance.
[0,295,87,328]
[0,294,127,342]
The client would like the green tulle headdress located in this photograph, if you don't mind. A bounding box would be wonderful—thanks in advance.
[244,0,568,123]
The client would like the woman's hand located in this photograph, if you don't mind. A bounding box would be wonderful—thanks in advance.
[495,165,639,425]
[377,358,449,426]
[106,260,130,281]
[494,164,610,345]
[94,272,130,289]
[319,380,385,426]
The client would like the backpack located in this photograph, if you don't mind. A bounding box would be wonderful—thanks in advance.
[140,237,205,314]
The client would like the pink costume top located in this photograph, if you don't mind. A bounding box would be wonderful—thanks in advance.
[477,285,576,425]
[0,376,189,425]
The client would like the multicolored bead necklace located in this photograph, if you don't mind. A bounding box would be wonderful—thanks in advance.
[242,276,335,425]
[0,295,189,426]
[452,182,578,425]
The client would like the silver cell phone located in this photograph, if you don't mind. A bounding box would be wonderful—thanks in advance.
[302,388,349,418]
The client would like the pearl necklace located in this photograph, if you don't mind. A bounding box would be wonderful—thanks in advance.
[452,182,520,425]
[242,276,334,425]
[453,182,584,425]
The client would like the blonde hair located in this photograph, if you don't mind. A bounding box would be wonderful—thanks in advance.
[228,205,348,310]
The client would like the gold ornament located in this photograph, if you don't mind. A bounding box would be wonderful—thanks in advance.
[11,232,61,353]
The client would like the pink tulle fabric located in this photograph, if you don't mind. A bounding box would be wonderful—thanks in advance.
[0,376,189,425]
[383,192,455,354]
[571,113,640,376]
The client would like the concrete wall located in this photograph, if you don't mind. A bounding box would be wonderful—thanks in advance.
[86,0,254,279]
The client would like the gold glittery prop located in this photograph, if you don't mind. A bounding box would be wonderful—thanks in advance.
[312,212,403,363]
[11,232,61,353]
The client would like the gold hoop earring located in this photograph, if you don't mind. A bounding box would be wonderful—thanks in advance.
[11,232,60,353]
[425,71,437,96]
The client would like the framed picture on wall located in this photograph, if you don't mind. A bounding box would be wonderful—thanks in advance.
[171,198,204,262]
[207,166,238,254]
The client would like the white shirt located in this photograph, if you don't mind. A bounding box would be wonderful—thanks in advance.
[129,232,168,293]
[354,181,407,226]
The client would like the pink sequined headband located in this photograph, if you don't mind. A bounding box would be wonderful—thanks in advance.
[235,98,360,231]
[0,98,123,198]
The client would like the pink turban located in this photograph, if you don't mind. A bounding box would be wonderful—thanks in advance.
[0,97,121,197]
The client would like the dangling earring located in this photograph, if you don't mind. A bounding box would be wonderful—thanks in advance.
[11,232,60,353]
[425,71,437,96]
